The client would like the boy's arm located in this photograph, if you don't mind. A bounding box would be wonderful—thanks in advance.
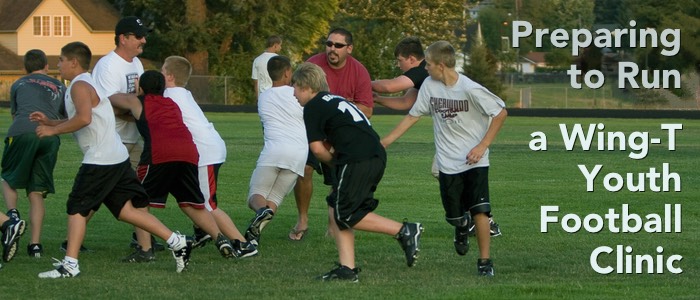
[309,140,333,165]
[371,75,414,94]
[108,93,143,119]
[381,114,421,148]
[374,88,418,111]
[467,108,508,165]
[35,81,94,137]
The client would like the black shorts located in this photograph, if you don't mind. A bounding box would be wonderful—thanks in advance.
[305,151,323,175]
[137,161,206,209]
[326,157,384,230]
[67,159,148,218]
[438,167,491,220]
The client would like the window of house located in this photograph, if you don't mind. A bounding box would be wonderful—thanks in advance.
[33,15,71,36]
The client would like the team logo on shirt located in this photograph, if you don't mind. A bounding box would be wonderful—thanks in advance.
[430,97,469,120]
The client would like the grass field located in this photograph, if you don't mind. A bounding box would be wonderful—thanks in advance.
[0,110,698,299]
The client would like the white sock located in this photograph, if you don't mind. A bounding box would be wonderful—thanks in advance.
[64,256,79,268]
[166,232,184,250]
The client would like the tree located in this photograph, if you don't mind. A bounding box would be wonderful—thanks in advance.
[110,0,338,104]
[463,23,505,100]
[332,0,468,80]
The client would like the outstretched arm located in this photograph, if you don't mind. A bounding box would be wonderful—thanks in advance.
[371,75,414,94]
[381,114,421,148]
[374,88,418,111]
[108,93,143,120]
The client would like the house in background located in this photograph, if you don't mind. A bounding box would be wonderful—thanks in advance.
[519,52,548,74]
[0,0,119,74]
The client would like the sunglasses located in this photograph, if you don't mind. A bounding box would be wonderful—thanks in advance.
[125,33,145,40]
[325,41,348,49]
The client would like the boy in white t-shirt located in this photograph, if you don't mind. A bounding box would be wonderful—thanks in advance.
[243,56,308,246]
[161,56,257,258]
[382,41,507,277]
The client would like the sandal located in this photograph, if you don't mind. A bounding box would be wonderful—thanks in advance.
[288,227,308,241]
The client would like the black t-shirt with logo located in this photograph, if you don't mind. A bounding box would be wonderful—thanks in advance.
[303,91,386,165]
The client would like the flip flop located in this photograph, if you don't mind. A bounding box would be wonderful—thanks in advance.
[288,227,308,241]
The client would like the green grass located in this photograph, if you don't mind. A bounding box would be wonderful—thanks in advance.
[1,110,698,299]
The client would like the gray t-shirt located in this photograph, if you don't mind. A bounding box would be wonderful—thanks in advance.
[410,74,505,175]
[8,73,66,136]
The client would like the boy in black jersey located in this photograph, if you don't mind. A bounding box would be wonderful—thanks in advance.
[291,62,423,282]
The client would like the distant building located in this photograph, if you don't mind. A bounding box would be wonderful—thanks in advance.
[0,0,120,77]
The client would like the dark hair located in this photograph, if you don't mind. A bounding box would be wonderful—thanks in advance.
[328,27,353,45]
[394,37,424,60]
[266,35,282,48]
[267,56,291,81]
[24,49,48,73]
[139,70,165,95]
[61,42,92,70]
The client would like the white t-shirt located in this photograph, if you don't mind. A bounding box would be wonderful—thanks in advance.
[256,85,307,176]
[251,52,278,95]
[92,51,144,143]
[164,87,227,166]
[410,74,505,175]
[66,73,128,165]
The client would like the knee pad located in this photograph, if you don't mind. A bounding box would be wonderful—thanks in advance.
[446,214,470,227]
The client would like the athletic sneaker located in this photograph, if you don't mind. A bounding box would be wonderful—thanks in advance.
[191,225,211,249]
[171,234,192,273]
[121,245,156,263]
[454,226,470,256]
[232,239,258,258]
[129,232,166,251]
[318,264,360,282]
[477,258,495,277]
[38,258,80,278]
[2,218,25,262]
[244,207,274,246]
[215,234,234,258]
[6,209,20,221]
[59,240,91,253]
[468,218,502,237]
[396,221,423,267]
[28,243,43,258]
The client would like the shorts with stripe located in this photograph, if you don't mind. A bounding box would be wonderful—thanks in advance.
[67,159,148,218]
[198,163,222,211]
[325,157,384,230]
[1,133,60,196]
[137,161,206,209]
[438,167,491,223]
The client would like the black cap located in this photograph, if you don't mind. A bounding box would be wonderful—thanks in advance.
[115,16,149,37]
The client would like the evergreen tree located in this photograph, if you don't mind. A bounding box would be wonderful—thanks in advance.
[463,23,505,100]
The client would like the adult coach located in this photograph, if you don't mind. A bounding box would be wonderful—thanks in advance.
[92,16,161,251]
[290,28,374,240]
[252,35,282,100]
[2,49,66,258]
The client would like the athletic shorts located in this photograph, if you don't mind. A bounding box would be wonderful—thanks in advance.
[67,159,148,218]
[326,157,384,230]
[137,161,206,209]
[438,167,491,221]
[123,140,144,170]
[305,151,323,175]
[198,163,222,211]
[1,133,60,196]
[248,166,299,207]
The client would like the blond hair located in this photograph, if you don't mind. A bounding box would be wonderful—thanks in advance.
[425,41,456,68]
[163,56,192,87]
[291,62,329,93]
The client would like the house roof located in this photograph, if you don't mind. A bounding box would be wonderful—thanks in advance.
[0,0,119,32]
[0,44,23,70]
[524,52,547,64]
